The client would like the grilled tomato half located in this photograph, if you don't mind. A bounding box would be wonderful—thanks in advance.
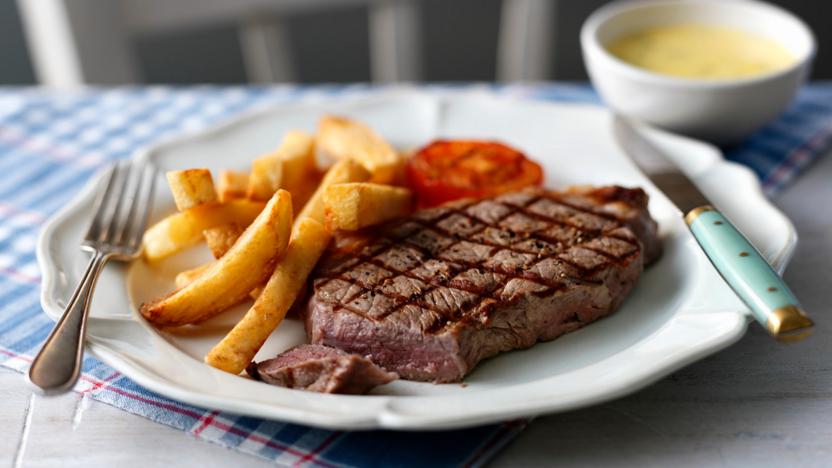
[406,140,543,207]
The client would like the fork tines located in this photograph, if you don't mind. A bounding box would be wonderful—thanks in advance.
[84,161,156,255]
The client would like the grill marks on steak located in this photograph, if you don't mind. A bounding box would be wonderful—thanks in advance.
[307,186,660,382]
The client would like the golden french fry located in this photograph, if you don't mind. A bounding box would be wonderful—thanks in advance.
[203,223,243,259]
[247,157,283,201]
[317,115,403,184]
[218,170,249,202]
[177,262,266,295]
[276,131,317,198]
[140,190,293,326]
[205,218,331,374]
[166,169,218,211]
[174,262,212,289]
[296,159,371,226]
[248,130,316,202]
[289,170,322,215]
[247,281,306,302]
[275,130,316,196]
[324,182,412,231]
[142,199,265,262]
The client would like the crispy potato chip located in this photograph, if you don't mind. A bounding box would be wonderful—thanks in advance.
[288,170,322,215]
[174,262,212,289]
[296,159,370,226]
[218,170,249,202]
[247,157,283,201]
[205,218,331,374]
[142,199,265,262]
[324,182,412,231]
[317,115,403,184]
[141,190,293,326]
[203,223,243,259]
[177,262,266,296]
[166,169,218,211]
[248,130,316,202]
[277,131,316,189]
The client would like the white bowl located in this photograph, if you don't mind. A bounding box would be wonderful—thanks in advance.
[581,0,815,144]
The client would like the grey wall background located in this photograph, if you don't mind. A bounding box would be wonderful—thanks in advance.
[1,0,828,85]
[0,0,37,84]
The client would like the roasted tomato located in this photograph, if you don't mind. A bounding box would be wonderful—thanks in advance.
[406,140,543,207]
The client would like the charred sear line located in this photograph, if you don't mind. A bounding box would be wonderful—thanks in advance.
[313,188,644,334]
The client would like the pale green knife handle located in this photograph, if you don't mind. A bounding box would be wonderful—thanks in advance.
[685,206,813,341]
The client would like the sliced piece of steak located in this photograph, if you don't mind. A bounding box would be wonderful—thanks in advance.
[246,344,397,394]
[307,186,661,383]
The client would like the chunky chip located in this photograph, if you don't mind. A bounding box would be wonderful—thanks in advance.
[248,130,316,202]
[217,170,250,202]
[205,218,331,374]
[317,115,403,184]
[142,199,265,262]
[296,159,371,226]
[247,157,283,202]
[140,190,293,326]
[324,182,412,231]
[174,262,212,289]
[203,223,243,258]
[166,169,218,211]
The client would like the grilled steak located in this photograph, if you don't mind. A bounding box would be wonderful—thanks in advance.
[306,186,661,383]
[246,344,397,394]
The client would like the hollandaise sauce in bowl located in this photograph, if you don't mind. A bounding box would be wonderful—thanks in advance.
[581,0,815,143]
[607,24,796,80]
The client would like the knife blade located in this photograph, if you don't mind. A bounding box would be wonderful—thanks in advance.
[612,115,813,342]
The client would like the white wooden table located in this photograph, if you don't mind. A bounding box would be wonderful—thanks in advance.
[4,154,831,467]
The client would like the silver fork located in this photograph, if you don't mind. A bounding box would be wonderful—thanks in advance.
[28,162,156,395]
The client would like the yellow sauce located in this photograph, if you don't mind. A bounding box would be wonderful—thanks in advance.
[607,24,795,79]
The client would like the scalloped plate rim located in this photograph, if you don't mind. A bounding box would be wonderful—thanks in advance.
[36,88,796,430]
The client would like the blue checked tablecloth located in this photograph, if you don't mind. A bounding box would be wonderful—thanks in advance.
[1,83,831,467]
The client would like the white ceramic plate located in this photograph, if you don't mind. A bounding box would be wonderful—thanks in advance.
[37,90,796,430]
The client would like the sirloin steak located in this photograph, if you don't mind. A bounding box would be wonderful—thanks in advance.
[247,344,397,394]
[306,186,661,383]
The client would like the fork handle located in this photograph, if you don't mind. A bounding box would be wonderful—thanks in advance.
[28,250,110,394]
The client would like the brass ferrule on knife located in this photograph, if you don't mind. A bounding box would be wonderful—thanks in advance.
[684,205,715,225]
[767,305,814,342]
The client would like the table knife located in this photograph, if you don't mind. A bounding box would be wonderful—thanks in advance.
[612,116,813,341]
